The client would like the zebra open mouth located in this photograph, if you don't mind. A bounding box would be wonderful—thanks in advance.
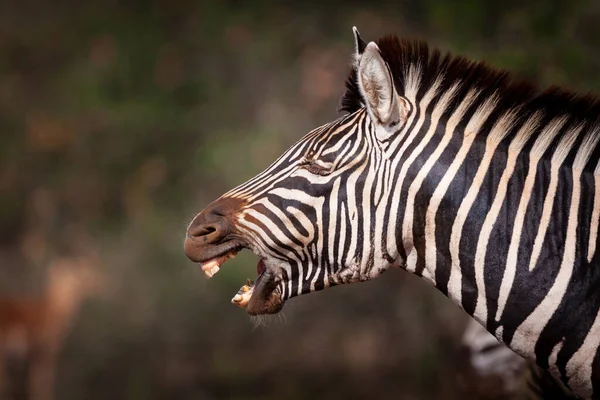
[199,252,273,312]
[230,259,267,308]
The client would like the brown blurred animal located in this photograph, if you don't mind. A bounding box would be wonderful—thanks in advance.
[0,256,104,400]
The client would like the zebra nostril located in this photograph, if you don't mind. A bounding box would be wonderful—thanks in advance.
[199,226,217,236]
[188,224,218,239]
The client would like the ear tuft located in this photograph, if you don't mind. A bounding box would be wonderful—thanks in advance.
[352,26,367,56]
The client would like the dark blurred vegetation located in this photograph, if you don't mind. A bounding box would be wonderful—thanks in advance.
[1,1,599,399]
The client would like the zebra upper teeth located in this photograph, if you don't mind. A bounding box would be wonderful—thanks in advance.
[199,252,238,279]
[200,260,220,278]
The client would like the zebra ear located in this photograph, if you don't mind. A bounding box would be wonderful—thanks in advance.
[357,42,406,134]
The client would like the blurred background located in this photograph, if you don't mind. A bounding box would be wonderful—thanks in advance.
[1,0,599,399]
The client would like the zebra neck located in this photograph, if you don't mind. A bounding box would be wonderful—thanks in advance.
[391,99,600,397]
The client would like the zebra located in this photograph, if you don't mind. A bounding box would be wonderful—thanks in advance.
[184,28,600,398]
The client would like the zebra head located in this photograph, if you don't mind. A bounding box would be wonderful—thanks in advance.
[184,28,411,315]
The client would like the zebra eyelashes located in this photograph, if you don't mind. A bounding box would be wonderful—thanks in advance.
[297,157,335,176]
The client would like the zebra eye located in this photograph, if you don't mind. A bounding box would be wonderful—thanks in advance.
[300,159,334,176]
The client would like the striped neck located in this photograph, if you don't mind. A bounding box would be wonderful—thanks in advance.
[385,61,600,398]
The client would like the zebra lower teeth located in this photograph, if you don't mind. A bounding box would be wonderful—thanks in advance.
[231,279,254,308]
[231,259,267,309]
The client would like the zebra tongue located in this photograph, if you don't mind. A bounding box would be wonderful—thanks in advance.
[257,259,266,276]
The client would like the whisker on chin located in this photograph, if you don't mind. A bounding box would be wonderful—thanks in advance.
[250,314,269,329]
[249,312,288,329]
[278,311,287,325]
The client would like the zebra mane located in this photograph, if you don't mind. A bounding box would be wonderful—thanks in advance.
[339,35,600,127]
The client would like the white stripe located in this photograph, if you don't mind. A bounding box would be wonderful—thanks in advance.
[444,96,498,304]
[566,308,600,398]
[373,150,385,206]
[321,127,357,156]
[285,206,314,239]
[404,63,422,101]
[588,157,600,263]
[236,221,295,273]
[256,199,313,246]
[344,154,370,269]
[227,137,310,197]
[449,110,517,311]
[527,124,583,272]
[338,116,367,169]
[243,208,308,259]
[495,117,568,323]
[548,340,564,380]
[324,178,341,281]
[472,113,541,325]
[385,77,443,258]
[423,95,497,303]
[234,163,297,201]
[268,188,321,204]
[510,126,598,365]
[360,157,376,276]
[227,115,343,199]
[339,202,348,269]
[317,113,362,156]
[310,190,326,292]
[401,85,473,272]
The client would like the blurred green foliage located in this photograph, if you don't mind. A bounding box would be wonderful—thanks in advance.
[1,0,599,399]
